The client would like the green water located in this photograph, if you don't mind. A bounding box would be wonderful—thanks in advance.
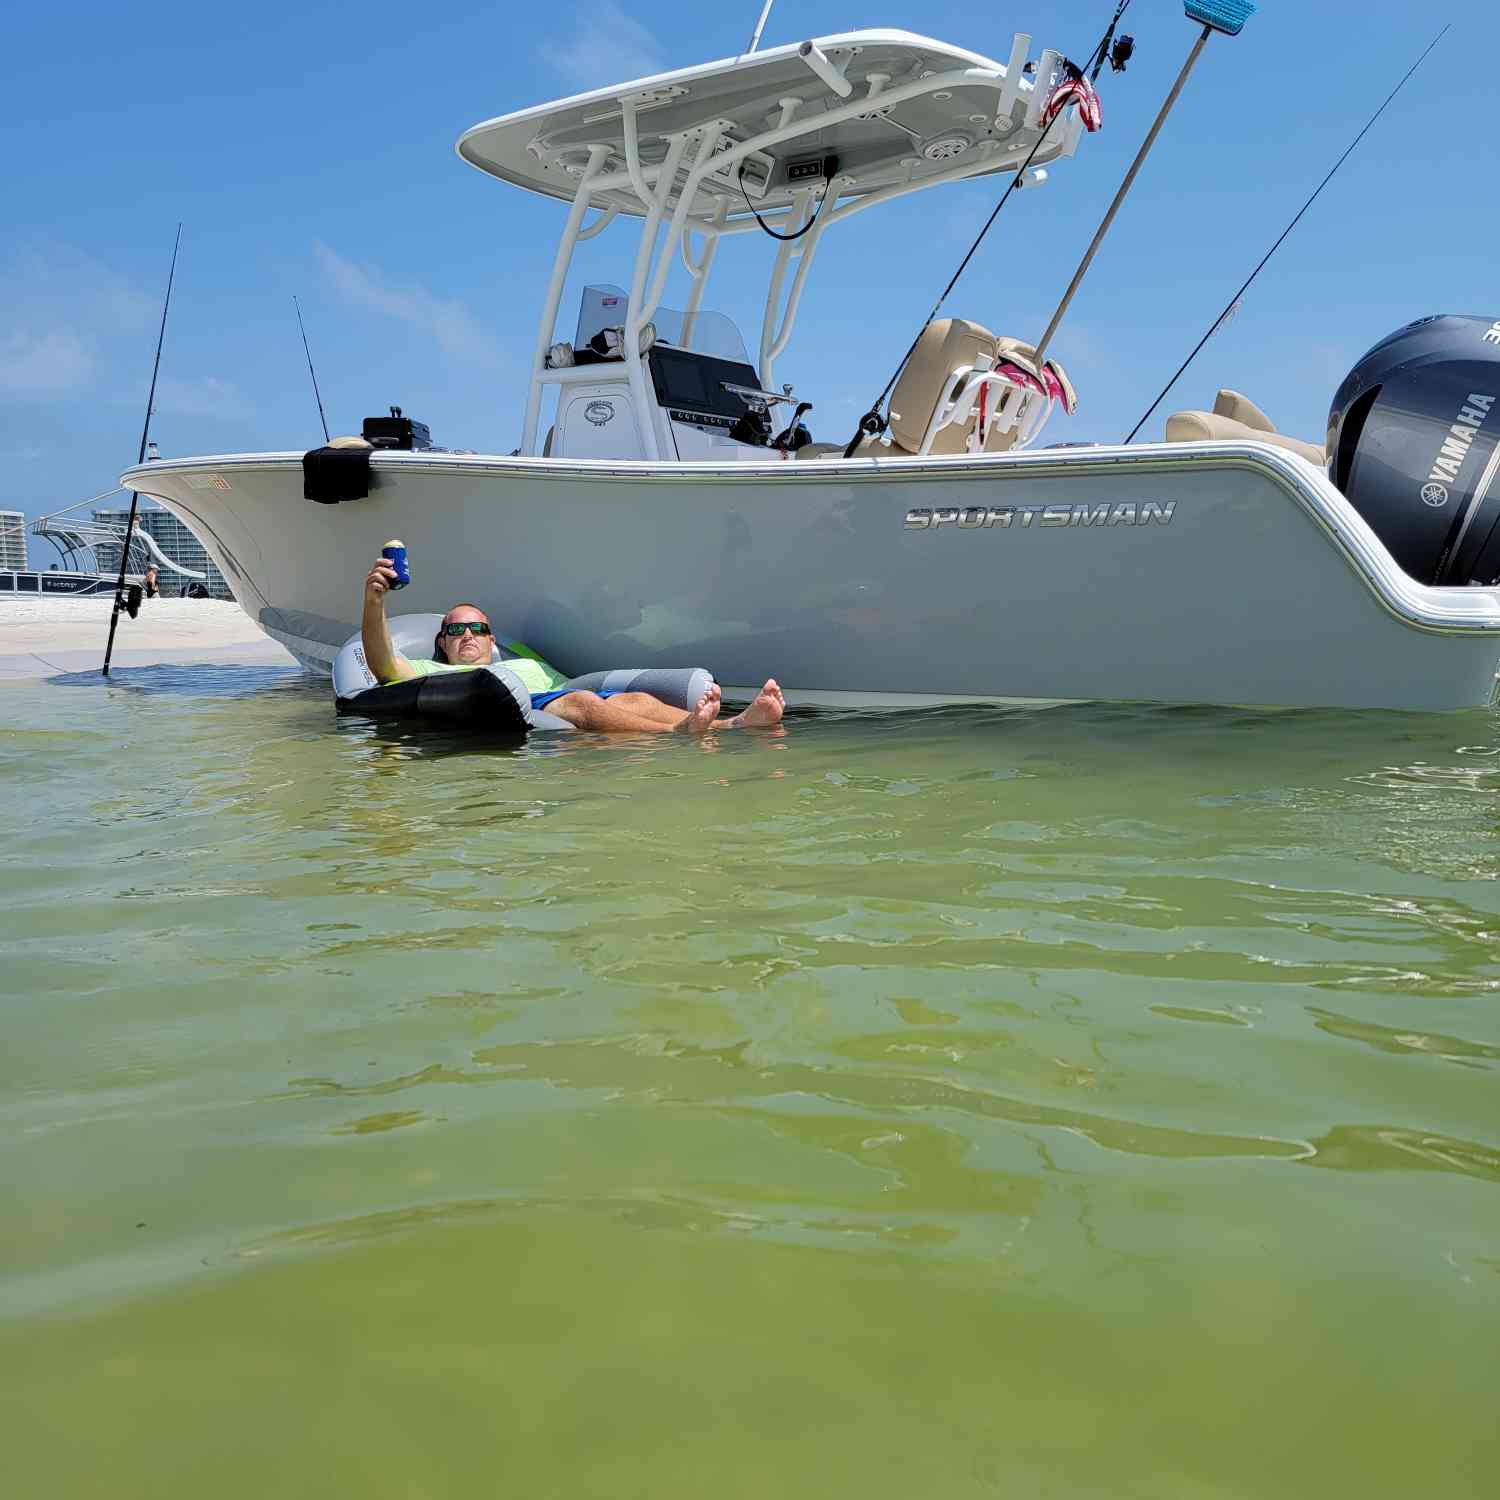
[3,666,1498,1498]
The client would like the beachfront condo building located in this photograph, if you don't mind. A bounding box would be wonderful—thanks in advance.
[92,505,232,599]
[0,509,29,571]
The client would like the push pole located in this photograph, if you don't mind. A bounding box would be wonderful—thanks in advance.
[103,224,181,677]
[1033,2,1255,366]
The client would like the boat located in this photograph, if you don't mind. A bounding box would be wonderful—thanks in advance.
[0,503,211,599]
[120,21,1500,712]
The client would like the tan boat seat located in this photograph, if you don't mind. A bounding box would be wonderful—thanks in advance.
[1212,389,1276,432]
[887,318,997,456]
[880,320,1077,456]
[1166,389,1326,467]
[808,321,1078,460]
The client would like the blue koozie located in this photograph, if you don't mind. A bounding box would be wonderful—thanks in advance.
[382,541,409,589]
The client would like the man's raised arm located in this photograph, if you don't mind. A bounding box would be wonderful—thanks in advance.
[361,557,415,684]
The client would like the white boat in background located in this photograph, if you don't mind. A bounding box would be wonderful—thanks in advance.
[122,23,1500,711]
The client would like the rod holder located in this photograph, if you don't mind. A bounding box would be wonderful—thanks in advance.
[798,41,853,98]
[995,33,1031,127]
[1023,49,1063,129]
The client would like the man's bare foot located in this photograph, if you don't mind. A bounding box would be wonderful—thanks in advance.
[727,679,785,728]
[675,683,722,734]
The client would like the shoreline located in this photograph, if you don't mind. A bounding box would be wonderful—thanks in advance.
[0,598,301,681]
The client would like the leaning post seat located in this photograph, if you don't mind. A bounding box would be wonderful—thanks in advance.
[1165,389,1328,468]
[886,318,999,456]
[847,319,1076,459]
[330,614,714,734]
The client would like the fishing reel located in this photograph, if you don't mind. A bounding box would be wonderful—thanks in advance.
[840,408,889,459]
[771,401,814,453]
[728,406,773,447]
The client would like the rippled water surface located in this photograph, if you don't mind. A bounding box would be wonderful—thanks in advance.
[3,665,1499,1498]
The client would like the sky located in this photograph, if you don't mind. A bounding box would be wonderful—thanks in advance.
[3,0,1495,550]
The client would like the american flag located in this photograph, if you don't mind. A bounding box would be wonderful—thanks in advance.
[1042,76,1102,133]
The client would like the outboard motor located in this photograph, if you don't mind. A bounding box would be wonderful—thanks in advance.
[1328,315,1500,585]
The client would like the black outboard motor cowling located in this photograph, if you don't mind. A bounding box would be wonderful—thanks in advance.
[1328,315,1500,585]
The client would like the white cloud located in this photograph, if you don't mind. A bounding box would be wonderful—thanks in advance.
[0,244,162,401]
[154,375,248,420]
[315,242,501,368]
[541,2,665,90]
[0,330,97,395]
[6,246,157,335]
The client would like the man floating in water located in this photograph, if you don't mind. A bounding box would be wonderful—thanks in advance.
[361,553,783,733]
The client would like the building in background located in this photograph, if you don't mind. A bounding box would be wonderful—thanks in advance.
[0,509,28,571]
[92,504,231,598]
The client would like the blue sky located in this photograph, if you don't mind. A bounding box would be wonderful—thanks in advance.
[3,0,1494,544]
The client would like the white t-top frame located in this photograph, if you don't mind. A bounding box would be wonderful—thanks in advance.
[457,30,1088,459]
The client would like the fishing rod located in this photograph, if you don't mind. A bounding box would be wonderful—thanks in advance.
[1124,21,1451,445]
[841,0,1134,457]
[103,224,181,678]
[294,295,331,444]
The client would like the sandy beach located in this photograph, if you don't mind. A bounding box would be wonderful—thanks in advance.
[0,597,300,680]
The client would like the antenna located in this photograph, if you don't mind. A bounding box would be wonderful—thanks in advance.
[294,296,331,443]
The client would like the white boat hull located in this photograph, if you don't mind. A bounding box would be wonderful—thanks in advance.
[121,442,1500,712]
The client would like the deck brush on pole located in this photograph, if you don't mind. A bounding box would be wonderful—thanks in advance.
[1033,1,1256,366]
[1124,21,1451,445]
[840,0,1133,457]
[103,224,181,678]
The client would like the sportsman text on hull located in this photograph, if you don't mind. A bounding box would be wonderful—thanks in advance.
[905,502,1175,530]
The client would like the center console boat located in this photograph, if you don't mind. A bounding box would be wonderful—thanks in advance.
[121,25,1500,711]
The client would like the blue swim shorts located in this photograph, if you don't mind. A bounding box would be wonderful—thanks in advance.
[529,686,628,712]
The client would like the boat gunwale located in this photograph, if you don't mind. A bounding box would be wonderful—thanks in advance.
[120,441,1500,641]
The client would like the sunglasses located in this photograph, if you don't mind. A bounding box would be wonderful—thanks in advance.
[440,621,493,638]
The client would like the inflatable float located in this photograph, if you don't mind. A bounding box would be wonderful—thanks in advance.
[332,613,713,734]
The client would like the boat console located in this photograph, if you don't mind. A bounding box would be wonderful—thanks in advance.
[543,284,1075,463]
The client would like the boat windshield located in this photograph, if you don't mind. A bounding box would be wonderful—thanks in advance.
[575,285,751,365]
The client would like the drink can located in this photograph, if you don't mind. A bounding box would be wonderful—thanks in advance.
[382,540,409,590]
